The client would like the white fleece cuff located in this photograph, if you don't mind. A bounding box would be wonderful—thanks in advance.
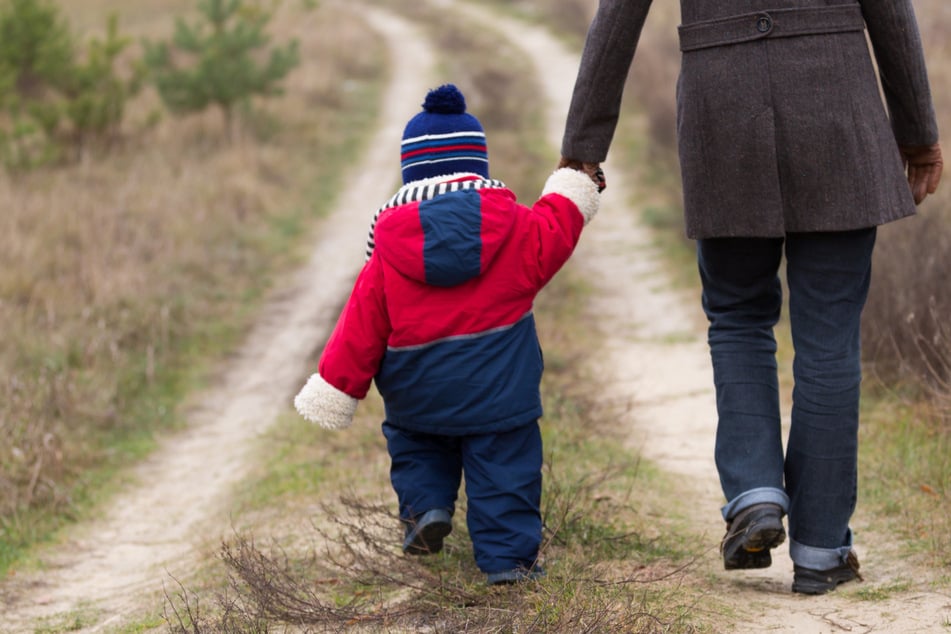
[542,167,600,225]
[293,373,358,430]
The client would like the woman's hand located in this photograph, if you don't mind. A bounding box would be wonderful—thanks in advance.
[900,142,943,204]
[558,157,606,192]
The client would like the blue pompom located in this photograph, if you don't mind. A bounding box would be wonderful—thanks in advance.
[422,84,467,115]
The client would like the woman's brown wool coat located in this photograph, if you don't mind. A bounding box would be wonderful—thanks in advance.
[562,0,940,239]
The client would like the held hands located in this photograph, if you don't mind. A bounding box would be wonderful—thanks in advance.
[558,157,606,192]
[899,142,943,205]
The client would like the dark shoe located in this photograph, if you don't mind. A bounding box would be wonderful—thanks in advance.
[486,566,546,586]
[402,509,452,555]
[792,550,863,595]
[720,503,786,570]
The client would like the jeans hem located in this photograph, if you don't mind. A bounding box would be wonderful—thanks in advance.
[721,487,790,521]
[789,532,853,569]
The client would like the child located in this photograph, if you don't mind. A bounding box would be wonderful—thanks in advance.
[294,84,599,585]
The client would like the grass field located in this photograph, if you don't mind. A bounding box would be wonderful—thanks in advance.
[0,0,385,572]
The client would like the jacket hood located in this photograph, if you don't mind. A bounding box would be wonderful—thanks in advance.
[374,175,516,287]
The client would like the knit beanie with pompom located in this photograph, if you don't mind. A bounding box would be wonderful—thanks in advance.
[400,84,489,184]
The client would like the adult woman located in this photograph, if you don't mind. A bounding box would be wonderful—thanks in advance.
[560,0,942,594]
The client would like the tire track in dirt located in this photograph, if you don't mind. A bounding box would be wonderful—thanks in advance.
[455,2,951,631]
[0,7,436,633]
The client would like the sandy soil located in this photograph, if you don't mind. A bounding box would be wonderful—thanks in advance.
[2,2,949,633]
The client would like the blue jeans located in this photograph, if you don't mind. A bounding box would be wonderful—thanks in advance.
[382,421,543,574]
[697,228,876,570]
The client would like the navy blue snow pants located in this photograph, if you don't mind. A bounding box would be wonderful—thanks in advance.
[382,420,543,575]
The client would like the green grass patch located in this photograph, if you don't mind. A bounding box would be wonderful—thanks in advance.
[854,578,914,601]
[858,387,951,566]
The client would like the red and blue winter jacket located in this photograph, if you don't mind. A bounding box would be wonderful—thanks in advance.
[293,168,599,434]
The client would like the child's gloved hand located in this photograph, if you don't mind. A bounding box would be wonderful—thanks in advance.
[558,157,606,193]
[294,373,358,430]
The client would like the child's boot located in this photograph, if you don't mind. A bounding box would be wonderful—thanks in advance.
[403,509,452,555]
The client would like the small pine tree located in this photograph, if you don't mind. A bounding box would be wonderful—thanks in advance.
[0,0,73,98]
[0,0,140,166]
[0,0,73,167]
[61,14,144,149]
[0,59,14,108]
[143,0,300,137]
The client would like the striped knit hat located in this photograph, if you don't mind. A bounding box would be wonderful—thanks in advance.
[400,84,489,184]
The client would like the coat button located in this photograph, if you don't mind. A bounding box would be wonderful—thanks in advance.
[756,15,772,33]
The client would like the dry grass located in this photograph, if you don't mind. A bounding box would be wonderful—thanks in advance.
[163,272,709,633]
[862,0,951,423]
[167,483,703,633]
[0,0,385,566]
[860,0,951,545]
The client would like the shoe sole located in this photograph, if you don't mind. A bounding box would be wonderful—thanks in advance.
[722,508,786,570]
[723,526,785,569]
[403,520,452,555]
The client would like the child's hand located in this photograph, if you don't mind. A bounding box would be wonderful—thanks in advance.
[294,374,357,430]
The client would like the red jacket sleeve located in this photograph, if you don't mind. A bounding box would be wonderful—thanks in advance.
[317,255,391,399]
[525,167,600,289]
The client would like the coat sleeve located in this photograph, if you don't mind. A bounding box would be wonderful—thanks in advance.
[524,168,600,289]
[561,0,655,162]
[294,257,389,430]
[318,255,391,400]
[860,0,939,146]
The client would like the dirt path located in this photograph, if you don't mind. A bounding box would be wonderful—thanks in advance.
[0,7,437,633]
[464,3,951,632]
[2,2,949,632]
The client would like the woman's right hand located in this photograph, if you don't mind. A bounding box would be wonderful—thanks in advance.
[558,157,606,192]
